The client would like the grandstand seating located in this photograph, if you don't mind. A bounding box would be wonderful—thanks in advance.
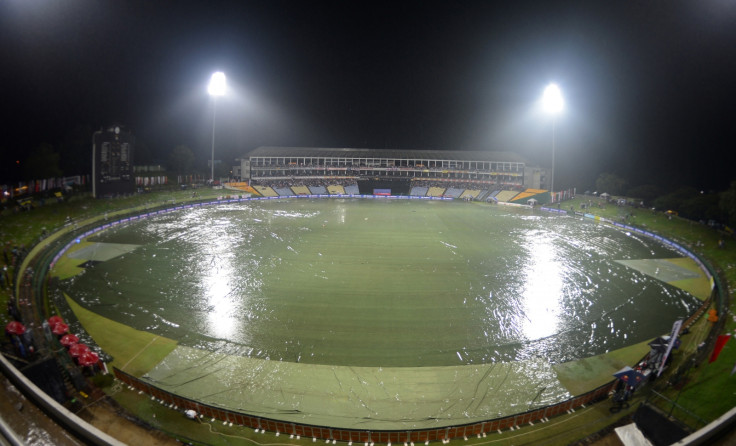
[410,186,429,196]
[251,181,544,204]
[460,189,480,200]
[253,185,278,197]
[443,188,464,198]
[495,190,520,202]
[427,187,445,197]
[476,190,491,201]
[344,185,359,195]
[224,182,260,195]
[291,186,310,195]
[274,187,293,196]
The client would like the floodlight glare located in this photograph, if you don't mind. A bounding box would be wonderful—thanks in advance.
[540,83,563,199]
[208,71,227,96]
[542,83,564,114]
[208,71,226,184]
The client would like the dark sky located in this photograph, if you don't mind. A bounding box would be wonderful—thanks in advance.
[1,0,735,191]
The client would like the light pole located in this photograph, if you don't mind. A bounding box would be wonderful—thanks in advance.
[542,83,563,201]
[208,71,226,185]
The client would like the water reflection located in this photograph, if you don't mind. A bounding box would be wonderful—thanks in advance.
[201,232,238,340]
[61,200,703,367]
[520,229,562,340]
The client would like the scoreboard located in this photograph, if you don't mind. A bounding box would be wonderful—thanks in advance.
[92,126,135,198]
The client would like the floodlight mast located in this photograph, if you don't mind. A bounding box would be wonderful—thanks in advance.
[542,83,563,201]
[208,71,226,185]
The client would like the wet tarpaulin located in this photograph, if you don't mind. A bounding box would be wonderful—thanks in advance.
[143,345,572,431]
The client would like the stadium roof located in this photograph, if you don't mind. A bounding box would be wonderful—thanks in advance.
[244,147,526,163]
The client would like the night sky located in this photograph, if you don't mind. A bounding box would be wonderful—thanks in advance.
[2,0,735,191]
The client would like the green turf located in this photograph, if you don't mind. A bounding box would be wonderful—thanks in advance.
[51,241,95,280]
[553,339,651,395]
[63,293,178,376]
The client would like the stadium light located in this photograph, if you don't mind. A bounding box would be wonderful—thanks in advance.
[208,71,226,184]
[542,83,563,200]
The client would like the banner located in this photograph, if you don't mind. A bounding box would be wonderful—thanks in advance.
[658,319,683,377]
[709,334,731,363]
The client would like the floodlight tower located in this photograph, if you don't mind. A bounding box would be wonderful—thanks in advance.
[208,71,226,185]
[542,83,564,201]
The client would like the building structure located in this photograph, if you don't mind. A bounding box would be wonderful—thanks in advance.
[91,125,135,198]
[239,147,549,190]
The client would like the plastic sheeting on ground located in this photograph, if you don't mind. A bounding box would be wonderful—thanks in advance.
[143,345,572,430]
[615,423,653,446]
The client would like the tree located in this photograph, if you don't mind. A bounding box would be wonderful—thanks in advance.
[626,184,664,205]
[167,145,195,174]
[59,125,93,175]
[595,173,628,196]
[719,181,736,226]
[213,160,231,179]
[654,187,700,218]
[679,193,722,222]
[23,143,63,179]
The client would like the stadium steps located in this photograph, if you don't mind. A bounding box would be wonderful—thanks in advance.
[309,186,328,195]
[327,185,346,195]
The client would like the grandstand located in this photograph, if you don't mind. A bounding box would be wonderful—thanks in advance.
[237,146,558,203]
